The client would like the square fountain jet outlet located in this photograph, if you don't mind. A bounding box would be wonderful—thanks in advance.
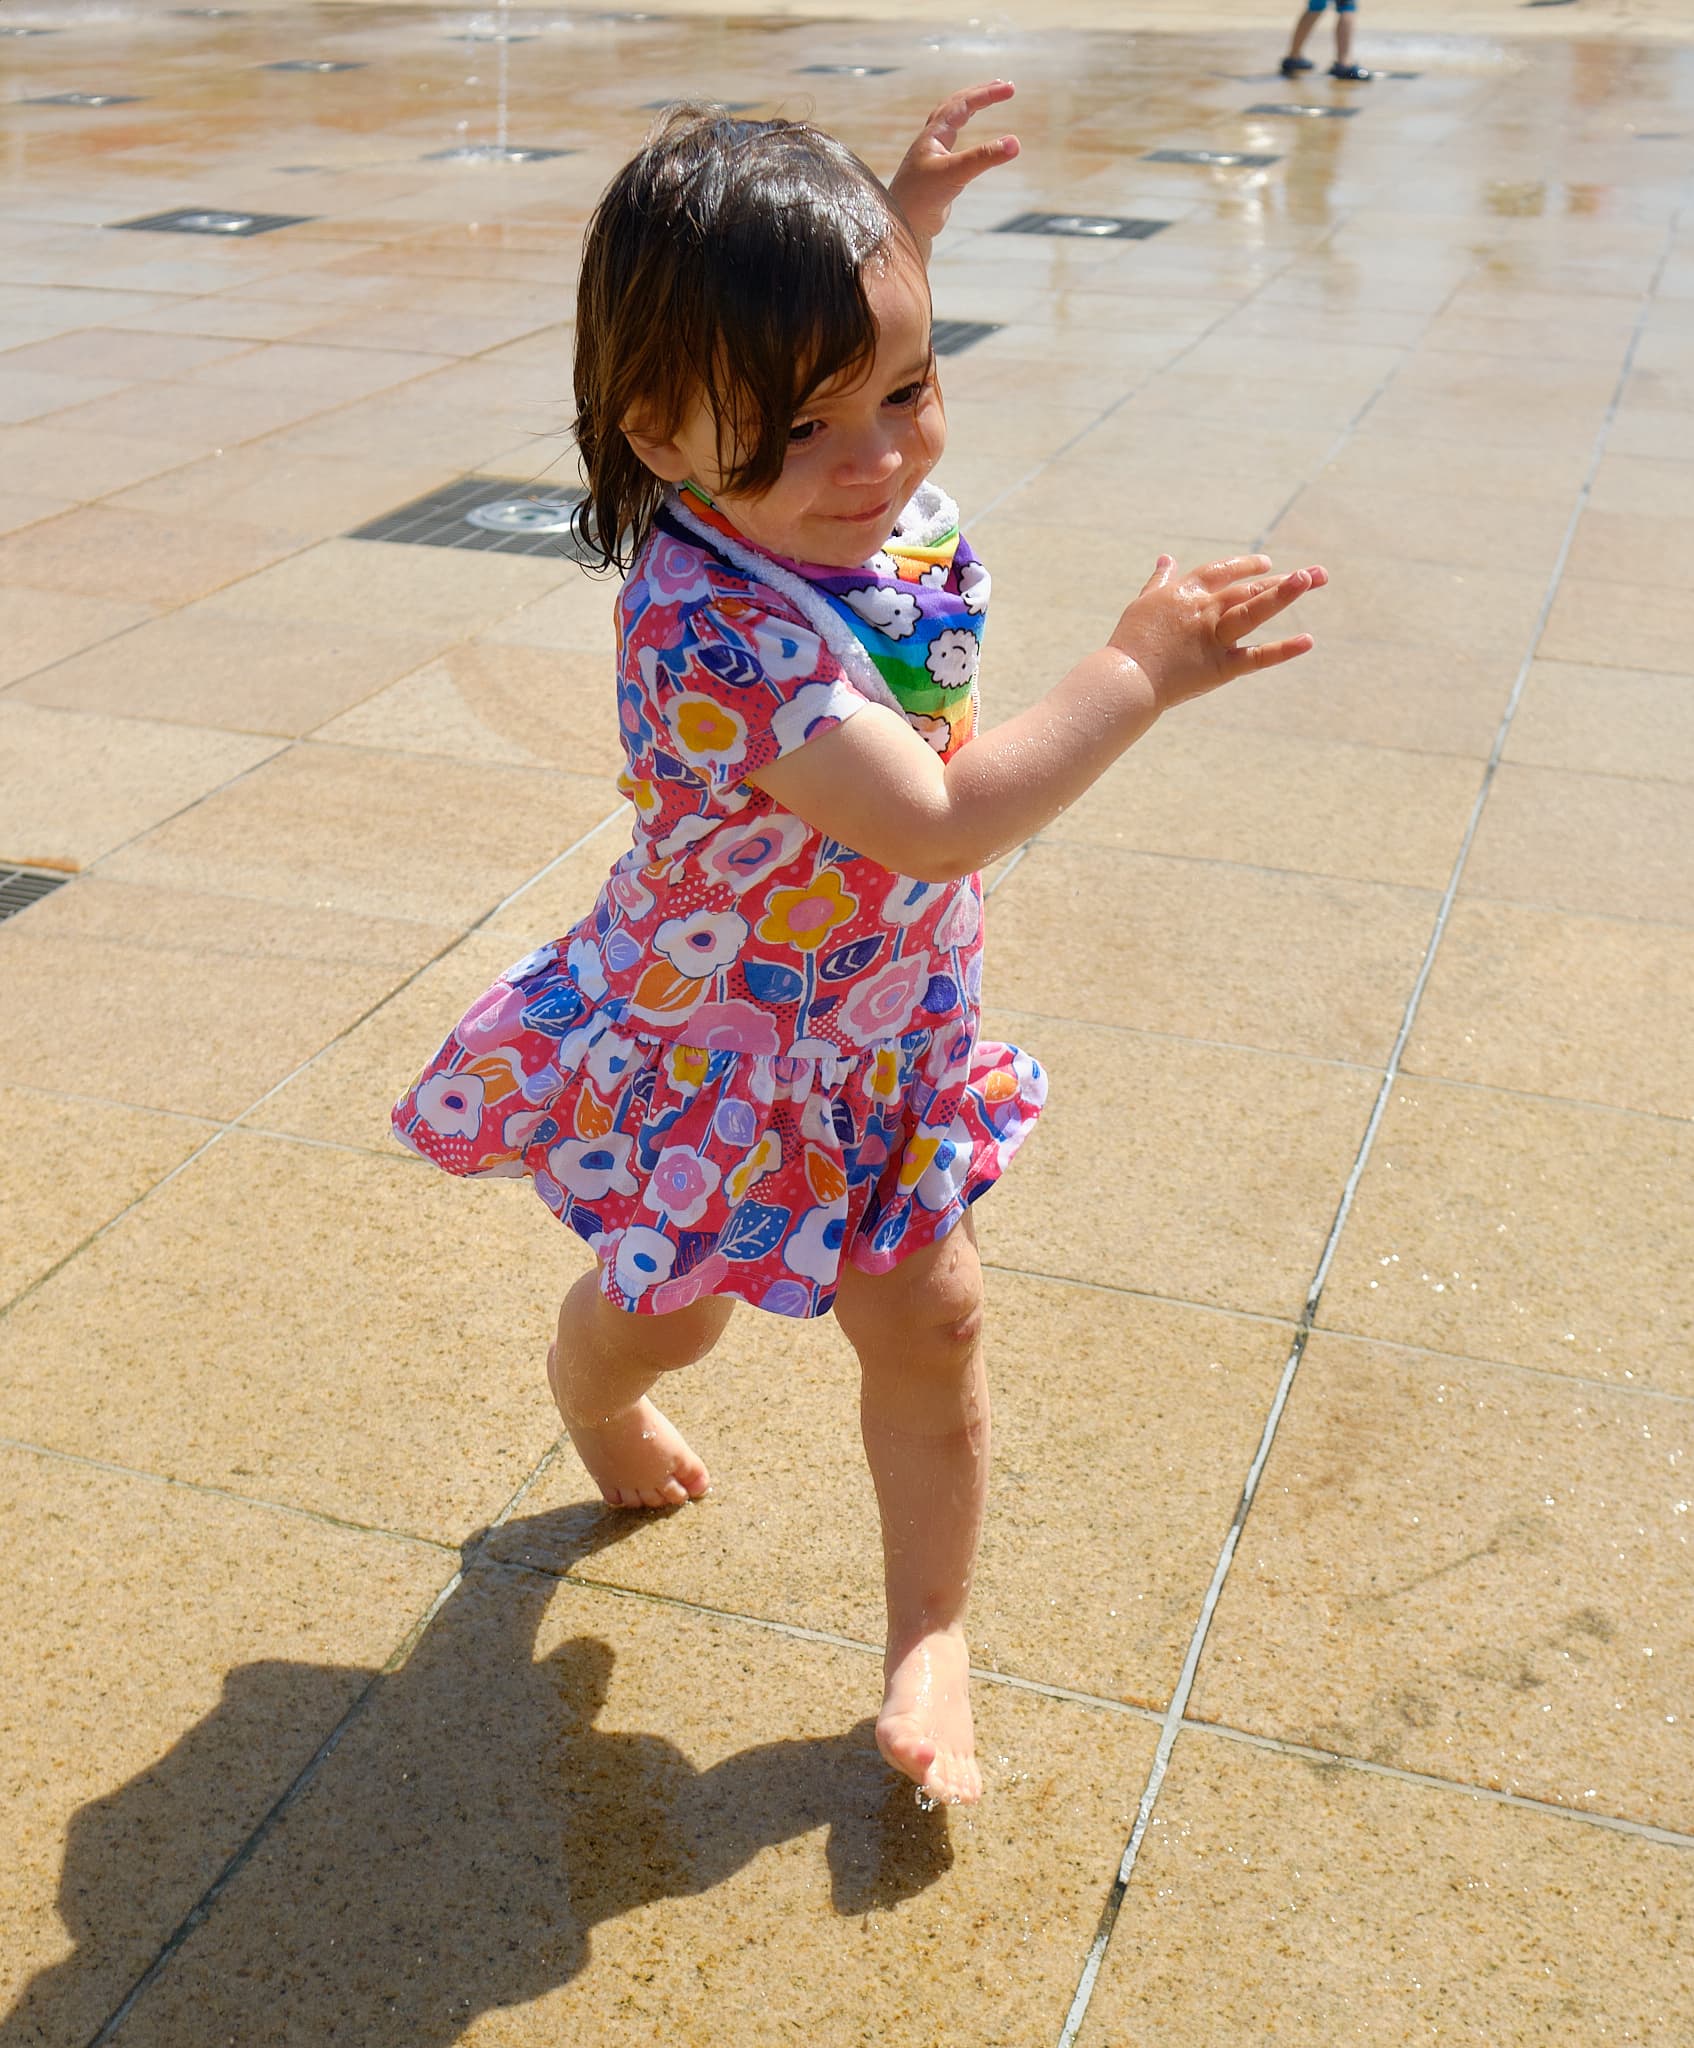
[1245,102,1360,119]
[995,212,1171,241]
[264,60,366,72]
[27,93,145,106]
[112,207,314,237]
[425,145,574,164]
[796,64,897,75]
[1146,147,1280,169]
[0,867,70,925]
[931,320,1001,356]
[350,478,592,559]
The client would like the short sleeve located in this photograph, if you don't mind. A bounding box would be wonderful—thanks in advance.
[646,598,868,794]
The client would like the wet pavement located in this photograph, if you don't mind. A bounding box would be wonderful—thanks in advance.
[1,3,1692,2043]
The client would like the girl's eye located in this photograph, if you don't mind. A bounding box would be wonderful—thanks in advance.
[788,419,821,445]
[886,380,927,408]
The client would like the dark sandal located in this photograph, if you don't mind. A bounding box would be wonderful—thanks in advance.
[1329,62,1372,80]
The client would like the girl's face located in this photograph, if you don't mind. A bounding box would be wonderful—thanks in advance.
[638,243,946,568]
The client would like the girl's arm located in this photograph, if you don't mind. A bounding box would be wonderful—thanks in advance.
[747,555,1326,882]
[887,80,1020,264]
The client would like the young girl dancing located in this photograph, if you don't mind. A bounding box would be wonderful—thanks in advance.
[394,83,1327,1806]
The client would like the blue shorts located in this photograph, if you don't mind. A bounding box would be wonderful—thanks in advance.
[1306,0,1357,11]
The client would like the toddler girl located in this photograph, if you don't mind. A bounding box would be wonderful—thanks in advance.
[394,84,1326,1806]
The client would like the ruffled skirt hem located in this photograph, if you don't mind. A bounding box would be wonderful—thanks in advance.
[392,979,1045,1319]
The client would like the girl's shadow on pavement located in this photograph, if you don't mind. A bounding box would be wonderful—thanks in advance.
[4,1506,950,2045]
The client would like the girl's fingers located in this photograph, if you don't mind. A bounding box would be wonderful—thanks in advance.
[1139,552,1176,597]
[926,78,1016,145]
[1195,553,1273,590]
[1217,568,1312,638]
[1231,631,1315,672]
[947,135,1019,180]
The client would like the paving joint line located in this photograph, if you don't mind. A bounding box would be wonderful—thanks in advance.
[84,1440,573,2046]
[1191,1715,1694,1852]
[0,1433,462,1551]
[475,1555,1166,1721]
[0,803,625,1330]
[1054,153,1692,2048]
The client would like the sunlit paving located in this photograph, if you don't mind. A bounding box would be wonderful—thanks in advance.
[1,0,1691,2040]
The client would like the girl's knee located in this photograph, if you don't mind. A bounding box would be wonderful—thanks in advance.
[836,1230,985,1366]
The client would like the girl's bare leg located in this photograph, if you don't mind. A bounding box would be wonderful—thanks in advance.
[834,1212,989,1806]
[548,1270,733,1507]
[1337,11,1355,65]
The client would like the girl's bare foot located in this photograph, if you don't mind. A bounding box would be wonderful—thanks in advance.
[877,1623,981,1805]
[547,1341,711,1509]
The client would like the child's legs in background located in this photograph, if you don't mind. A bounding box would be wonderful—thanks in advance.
[550,1269,732,1507]
[1286,0,1323,62]
[833,1211,988,1805]
[1336,0,1357,65]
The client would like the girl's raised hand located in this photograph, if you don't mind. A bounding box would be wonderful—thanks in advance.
[1109,554,1329,708]
[888,80,1019,261]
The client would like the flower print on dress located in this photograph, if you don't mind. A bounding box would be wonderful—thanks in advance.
[769,679,861,756]
[959,559,991,614]
[643,1145,723,1227]
[614,1225,677,1302]
[645,534,716,606]
[750,617,825,681]
[549,1130,639,1202]
[697,810,808,894]
[653,907,750,979]
[758,869,858,953]
[839,951,932,1046]
[933,882,981,952]
[667,693,748,779]
[416,1071,484,1140]
[681,998,784,1056]
[566,934,608,1001]
[784,1197,851,1283]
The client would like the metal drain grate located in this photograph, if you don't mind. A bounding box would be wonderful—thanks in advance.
[424,144,574,163]
[995,211,1171,240]
[642,98,759,111]
[26,92,145,107]
[1,25,61,34]
[349,476,593,558]
[1146,147,1280,168]
[0,867,70,924]
[1245,101,1360,118]
[111,207,313,237]
[931,319,1001,356]
[263,59,366,72]
[796,63,897,75]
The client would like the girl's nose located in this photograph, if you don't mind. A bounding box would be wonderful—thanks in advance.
[832,423,906,487]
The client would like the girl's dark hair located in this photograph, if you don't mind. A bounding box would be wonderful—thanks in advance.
[571,104,917,572]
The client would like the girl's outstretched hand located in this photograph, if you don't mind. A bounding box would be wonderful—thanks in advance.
[889,80,1019,262]
[1109,554,1328,708]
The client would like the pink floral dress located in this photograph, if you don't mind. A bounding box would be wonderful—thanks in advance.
[392,483,1046,1318]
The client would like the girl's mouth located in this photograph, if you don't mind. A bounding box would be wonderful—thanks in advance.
[833,498,895,526]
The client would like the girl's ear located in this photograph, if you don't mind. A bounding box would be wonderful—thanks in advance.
[621,410,691,482]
